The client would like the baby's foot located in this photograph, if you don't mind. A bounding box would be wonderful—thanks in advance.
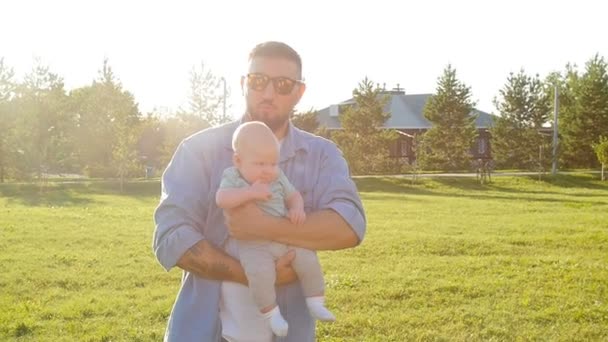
[263,306,289,336]
[306,296,336,322]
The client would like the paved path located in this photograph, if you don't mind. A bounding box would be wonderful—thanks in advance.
[353,171,600,178]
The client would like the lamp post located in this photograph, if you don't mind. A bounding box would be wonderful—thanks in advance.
[552,85,559,176]
[220,77,227,122]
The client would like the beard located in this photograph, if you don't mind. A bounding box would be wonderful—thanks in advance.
[247,103,291,132]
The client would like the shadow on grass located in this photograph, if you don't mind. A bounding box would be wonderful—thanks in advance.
[430,173,607,192]
[354,177,436,195]
[530,174,608,190]
[355,175,608,206]
[0,181,160,207]
[3,174,604,207]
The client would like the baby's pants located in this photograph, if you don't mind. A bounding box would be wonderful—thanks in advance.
[238,240,324,310]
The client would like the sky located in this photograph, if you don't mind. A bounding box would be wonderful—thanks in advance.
[2,0,607,118]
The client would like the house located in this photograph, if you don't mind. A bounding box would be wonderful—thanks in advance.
[315,89,496,164]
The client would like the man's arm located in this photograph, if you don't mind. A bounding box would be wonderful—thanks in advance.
[225,142,366,250]
[176,239,297,285]
[154,136,298,285]
[225,204,358,250]
[153,139,212,271]
[176,240,248,284]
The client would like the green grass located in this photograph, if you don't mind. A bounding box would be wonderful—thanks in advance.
[1,175,607,341]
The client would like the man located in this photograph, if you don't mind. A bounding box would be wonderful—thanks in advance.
[153,41,366,341]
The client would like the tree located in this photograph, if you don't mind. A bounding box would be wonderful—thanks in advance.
[331,78,399,174]
[560,54,608,168]
[70,59,141,177]
[491,70,551,170]
[291,108,319,133]
[137,112,164,173]
[418,65,477,171]
[113,123,140,191]
[593,136,608,181]
[158,113,209,169]
[0,58,15,182]
[11,58,71,180]
[184,61,231,126]
[291,108,332,138]
[0,58,13,103]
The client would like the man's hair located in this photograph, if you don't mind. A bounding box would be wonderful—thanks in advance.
[249,41,302,79]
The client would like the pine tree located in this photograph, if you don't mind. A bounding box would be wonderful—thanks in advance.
[291,108,319,133]
[418,65,477,171]
[491,70,551,170]
[331,78,398,174]
[560,54,608,168]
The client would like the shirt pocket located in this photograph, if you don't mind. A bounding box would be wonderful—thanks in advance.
[283,150,317,213]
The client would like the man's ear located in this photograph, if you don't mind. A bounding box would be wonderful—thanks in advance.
[233,153,241,167]
[295,82,306,103]
[240,76,246,96]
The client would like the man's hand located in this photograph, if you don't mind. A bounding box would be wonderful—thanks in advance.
[249,180,272,201]
[275,250,297,286]
[288,207,306,225]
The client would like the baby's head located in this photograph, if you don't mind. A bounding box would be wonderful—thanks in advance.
[232,121,280,184]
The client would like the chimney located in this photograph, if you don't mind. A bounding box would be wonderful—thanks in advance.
[389,83,405,95]
[329,104,339,117]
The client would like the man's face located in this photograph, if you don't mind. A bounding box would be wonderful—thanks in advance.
[242,57,306,132]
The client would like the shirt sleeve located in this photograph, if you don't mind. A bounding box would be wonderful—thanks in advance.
[315,142,366,243]
[278,168,297,198]
[153,139,209,271]
[218,167,240,189]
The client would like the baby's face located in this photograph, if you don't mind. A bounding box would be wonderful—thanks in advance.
[237,146,279,184]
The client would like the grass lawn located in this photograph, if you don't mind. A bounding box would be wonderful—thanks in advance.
[1,175,607,341]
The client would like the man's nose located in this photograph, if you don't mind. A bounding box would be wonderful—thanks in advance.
[261,81,275,99]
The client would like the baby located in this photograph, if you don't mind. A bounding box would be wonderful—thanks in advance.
[216,121,335,338]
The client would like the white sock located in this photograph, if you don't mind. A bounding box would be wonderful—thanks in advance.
[262,306,288,337]
[305,296,336,322]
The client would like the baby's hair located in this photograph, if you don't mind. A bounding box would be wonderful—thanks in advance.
[232,121,279,154]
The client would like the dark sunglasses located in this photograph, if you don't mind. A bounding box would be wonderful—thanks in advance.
[245,73,304,95]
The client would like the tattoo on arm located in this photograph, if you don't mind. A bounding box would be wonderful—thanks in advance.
[178,241,237,281]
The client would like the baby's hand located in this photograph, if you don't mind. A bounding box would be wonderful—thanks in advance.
[288,207,306,225]
[249,180,272,201]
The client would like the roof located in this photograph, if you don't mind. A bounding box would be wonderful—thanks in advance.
[316,93,496,130]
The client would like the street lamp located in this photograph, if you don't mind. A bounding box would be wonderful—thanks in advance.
[220,77,227,122]
[552,85,559,176]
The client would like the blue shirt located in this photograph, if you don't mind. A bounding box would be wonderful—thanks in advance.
[153,120,366,342]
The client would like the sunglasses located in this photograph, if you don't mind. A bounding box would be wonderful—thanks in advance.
[245,73,304,95]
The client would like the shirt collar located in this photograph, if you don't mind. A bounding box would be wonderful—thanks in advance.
[279,121,308,162]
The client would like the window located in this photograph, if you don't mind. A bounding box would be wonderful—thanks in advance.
[400,139,409,156]
[478,138,487,154]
